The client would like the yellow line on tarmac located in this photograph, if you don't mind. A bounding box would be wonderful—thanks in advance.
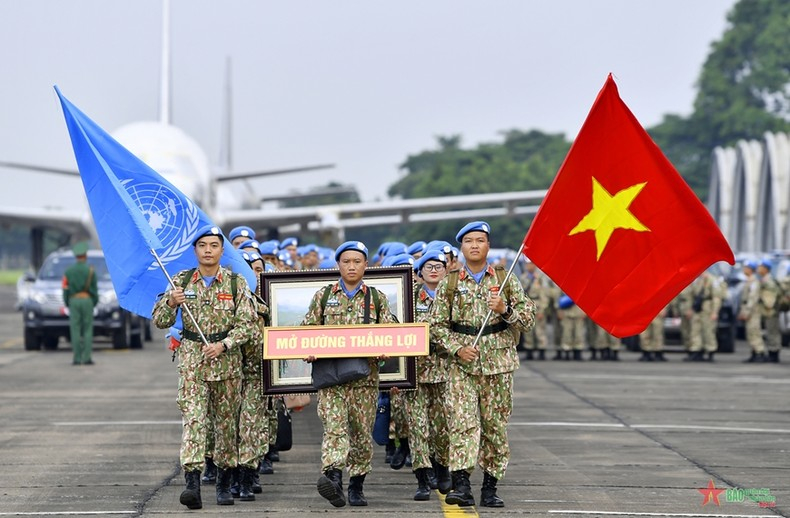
[438,491,479,517]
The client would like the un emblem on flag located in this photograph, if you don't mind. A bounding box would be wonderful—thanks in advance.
[121,180,199,267]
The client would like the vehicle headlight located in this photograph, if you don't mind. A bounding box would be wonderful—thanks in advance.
[99,290,118,305]
[30,292,47,304]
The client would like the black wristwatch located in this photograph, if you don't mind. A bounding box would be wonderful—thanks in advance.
[222,343,229,353]
[503,305,513,319]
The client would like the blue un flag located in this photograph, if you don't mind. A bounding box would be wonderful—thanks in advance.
[55,86,256,318]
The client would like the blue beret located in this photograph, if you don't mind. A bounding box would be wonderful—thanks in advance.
[241,251,263,266]
[451,246,460,258]
[425,240,453,255]
[407,241,427,256]
[375,242,393,258]
[238,239,260,251]
[229,226,255,242]
[456,220,490,243]
[277,250,294,267]
[264,263,276,272]
[335,241,368,261]
[744,260,758,270]
[258,240,279,256]
[382,253,414,267]
[192,224,223,246]
[759,259,772,270]
[384,242,408,257]
[414,249,447,277]
[303,244,320,255]
[558,294,575,310]
[319,258,338,269]
[281,237,298,248]
[318,246,334,260]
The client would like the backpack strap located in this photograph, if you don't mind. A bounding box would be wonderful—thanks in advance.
[494,264,511,301]
[319,283,334,325]
[180,268,196,290]
[369,286,381,323]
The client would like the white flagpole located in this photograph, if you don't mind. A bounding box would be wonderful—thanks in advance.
[472,245,523,349]
[150,249,210,347]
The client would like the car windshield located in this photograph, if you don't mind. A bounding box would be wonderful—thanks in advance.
[38,254,111,282]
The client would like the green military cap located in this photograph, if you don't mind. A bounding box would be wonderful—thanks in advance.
[72,241,89,256]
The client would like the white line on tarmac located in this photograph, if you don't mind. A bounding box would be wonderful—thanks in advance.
[508,422,790,434]
[53,420,181,426]
[548,511,772,518]
[0,513,136,516]
[553,373,790,385]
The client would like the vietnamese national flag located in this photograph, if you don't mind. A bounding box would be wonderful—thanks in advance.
[523,74,734,338]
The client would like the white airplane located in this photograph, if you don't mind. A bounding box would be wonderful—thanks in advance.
[0,0,547,269]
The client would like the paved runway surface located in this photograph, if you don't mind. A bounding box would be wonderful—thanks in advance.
[0,285,788,517]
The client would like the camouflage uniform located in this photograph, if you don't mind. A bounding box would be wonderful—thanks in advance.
[238,297,268,470]
[152,267,257,472]
[558,302,586,353]
[639,308,666,353]
[406,284,450,470]
[685,272,721,355]
[301,282,397,477]
[521,270,548,353]
[758,273,781,353]
[429,266,535,480]
[389,391,409,443]
[739,276,766,355]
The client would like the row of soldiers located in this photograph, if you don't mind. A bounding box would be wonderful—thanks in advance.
[152,222,536,510]
[521,259,784,363]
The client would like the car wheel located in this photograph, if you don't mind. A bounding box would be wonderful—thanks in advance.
[113,316,131,349]
[42,333,59,350]
[24,329,41,351]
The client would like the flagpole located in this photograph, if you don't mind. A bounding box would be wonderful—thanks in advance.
[150,249,210,347]
[472,245,523,349]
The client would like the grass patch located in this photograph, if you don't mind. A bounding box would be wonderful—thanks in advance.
[0,269,26,286]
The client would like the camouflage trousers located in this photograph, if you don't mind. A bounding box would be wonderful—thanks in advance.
[561,316,585,351]
[316,383,377,477]
[237,376,267,469]
[688,312,717,353]
[523,316,547,350]
[405,382,450,470]
[389,390,409,439]
[267,398,280,450]
[745,312,765,353]
[639,317,664,352]
[446,364,513,480]
[763,314,781,352]
[177,375,241,471]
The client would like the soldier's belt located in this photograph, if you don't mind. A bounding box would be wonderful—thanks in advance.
[450,320,509,337]
[181,329,230,343]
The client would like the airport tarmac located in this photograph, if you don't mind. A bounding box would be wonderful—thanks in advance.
[0,284,787,518]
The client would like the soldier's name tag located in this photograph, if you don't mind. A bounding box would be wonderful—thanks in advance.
[184,289,197,299]
[325,298,340,307]
[217,293,233,301]
[416,303,430,313]
[457,287,469,295]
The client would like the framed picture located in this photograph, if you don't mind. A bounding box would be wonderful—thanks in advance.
[261,266,416,394]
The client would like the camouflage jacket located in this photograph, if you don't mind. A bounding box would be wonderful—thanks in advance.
[241,295,269,380]
[301,281,397,388]
[152,267,258,381]
[429,265,536,376]
[739,276,759,317]
[681,272,722,316]
[520,271,549,317]
[758,273,780,317]
[414,284,448,383]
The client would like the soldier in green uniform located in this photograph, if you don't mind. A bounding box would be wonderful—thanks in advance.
[62,242,98,365]
[152,225,258,510]
[520,258,548,360]
[683,271,722,362]
[738,261,766,362]
[406,249,452,500]
[429,221,536,507]
[301,241,397,508]
[756,260,781,363]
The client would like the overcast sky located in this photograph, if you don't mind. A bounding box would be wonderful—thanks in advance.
[0,0,736,213]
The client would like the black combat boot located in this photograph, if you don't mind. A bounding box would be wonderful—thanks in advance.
[563,350,572,361]
[259,454,274,475]
[201,456,217,485]
[552,350,563,361]
[230,467,240,498]
[413,468,431,501]
[180,470,202,510]
[267,445,280,462]
[654,351,667,362]
[601,348,611,360]
[589,349,598,361]
[385,439,396,464]
[638,351,654,361]
[317,468,346,507]
[215,467,235,505]
[238,466,255,501]
[706,352,715,362]
[610,350,619,361]
[390,438,410,470]
[480,472,505,507]
[683,351,704,362]
[431,458,452,494]
[251,467,262,494]
[537,349,546,360]
[572,350,583,361]
[445,470,475,507]
[426,466,438,490]
[347,474,368,506]
[524,350,534,360]
[744,351,764,363]
[768,350,780,363]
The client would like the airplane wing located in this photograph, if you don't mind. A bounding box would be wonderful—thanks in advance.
[215,163,335,182]
[0,205,90,235]
[0,161,79,176]
[217,189,547,232]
